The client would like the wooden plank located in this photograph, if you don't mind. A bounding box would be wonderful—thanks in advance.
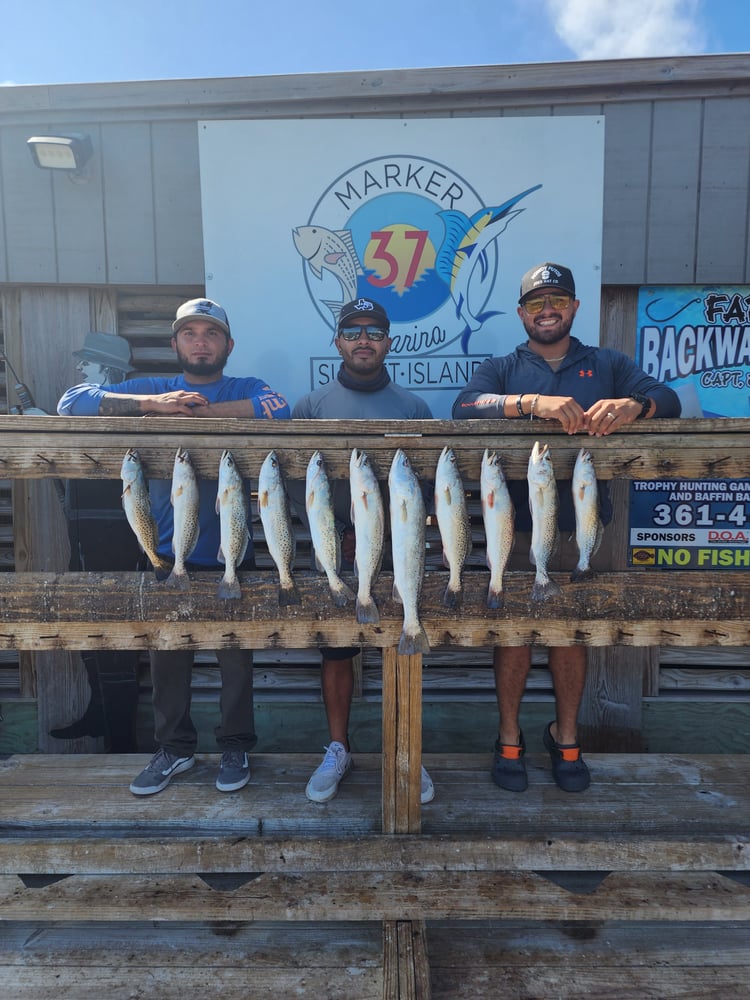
[0,416,746,481]
[2,753,749,874]
[383,920,431,1000]
[1,870,748,922]
[0,570,748,650]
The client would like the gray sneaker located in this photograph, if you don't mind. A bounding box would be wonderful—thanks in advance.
[420,765,435,804]
[305,741,352,803]
[130,748,194,796]
[216,750,251,792]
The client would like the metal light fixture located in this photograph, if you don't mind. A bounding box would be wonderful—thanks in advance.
[27,133,93,173]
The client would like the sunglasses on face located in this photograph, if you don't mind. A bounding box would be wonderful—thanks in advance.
[522,293,573,315]
[338,326,388,341]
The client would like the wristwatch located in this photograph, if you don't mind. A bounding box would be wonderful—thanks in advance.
[629,392,651,419]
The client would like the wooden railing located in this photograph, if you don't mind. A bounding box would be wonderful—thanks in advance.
[2,415,750,997]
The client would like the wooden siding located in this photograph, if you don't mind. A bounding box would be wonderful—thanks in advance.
[0,55,748,287]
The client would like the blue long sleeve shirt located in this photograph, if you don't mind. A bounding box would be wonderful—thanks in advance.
[452,337,681,530]
[58,373,290,566]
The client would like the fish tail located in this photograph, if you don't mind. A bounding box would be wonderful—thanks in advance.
[356,596,380,625]
[570,566,596,583]
[329,577,355,607]
[217,573,242,600]
[530,577,562,602]
[486,587,504,610]
[278,582,301,606]
[165,565,191,591]
[398,624,431,655]
[152,557,173,581]
[442,583,462,609]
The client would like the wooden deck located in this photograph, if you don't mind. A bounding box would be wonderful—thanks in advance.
[1,751,749,997]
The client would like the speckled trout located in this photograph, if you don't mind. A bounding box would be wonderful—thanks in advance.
[120,448,171,578]
[480,448,515,609]
[167,446,200,591]
[434,445,472,608]
[306,450,355,607]
[388,449,430,654]
[258,450,299,606]
[527,441,561,602]
[571,447,603,582]
[350,448,385,624]
[216,449,250,600]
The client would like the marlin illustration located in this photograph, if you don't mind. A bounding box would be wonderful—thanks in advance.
[293,225,364,323]
[435,184,542,352]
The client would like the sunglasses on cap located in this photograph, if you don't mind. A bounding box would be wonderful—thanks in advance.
[338,326,389,341]
[522,293,573,315]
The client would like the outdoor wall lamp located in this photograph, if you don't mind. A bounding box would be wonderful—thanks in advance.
[27,133,93,173]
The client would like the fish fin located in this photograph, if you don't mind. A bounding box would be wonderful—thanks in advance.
[356,596,380,625]
[308,262,322,279]
[442,583,462,609]
[237,529,250,567]
[486,588,504,610]
[217,575,242,600]
[392,582,403,605]
[398,625,431,655]
[279,582,302,607]
[435,209,472,281]
[217,546,226,565]
[334,230,364,273]
[153,559,173,581]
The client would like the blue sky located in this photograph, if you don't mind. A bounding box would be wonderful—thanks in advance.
[1,0,747,87]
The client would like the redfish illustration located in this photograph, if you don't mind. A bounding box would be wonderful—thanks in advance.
[293,225,364,322]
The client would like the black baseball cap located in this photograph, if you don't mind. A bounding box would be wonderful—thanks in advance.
[519,263,576,303]
[337,297,390,331]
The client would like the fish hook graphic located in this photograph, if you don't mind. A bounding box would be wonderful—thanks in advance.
[644,297,701,322]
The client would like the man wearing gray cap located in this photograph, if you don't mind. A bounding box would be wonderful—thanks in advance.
[58,298,290,796]
[453,262,681,794]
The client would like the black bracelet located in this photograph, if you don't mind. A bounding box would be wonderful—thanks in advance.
[515,395,525,417]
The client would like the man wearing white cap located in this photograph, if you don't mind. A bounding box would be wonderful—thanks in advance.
[58,299,290,796]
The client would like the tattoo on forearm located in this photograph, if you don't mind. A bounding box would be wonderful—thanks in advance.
[99,396,143,416]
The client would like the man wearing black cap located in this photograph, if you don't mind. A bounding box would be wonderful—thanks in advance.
[58,298,290,797]
[453,262,681,793]
[292,296,434,805]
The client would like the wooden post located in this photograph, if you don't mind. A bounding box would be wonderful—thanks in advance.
[382,648,423,835]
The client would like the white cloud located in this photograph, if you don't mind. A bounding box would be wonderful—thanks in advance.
[544,0,706,59]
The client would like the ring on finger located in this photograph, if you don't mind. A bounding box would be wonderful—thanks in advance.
[607,412,615,420]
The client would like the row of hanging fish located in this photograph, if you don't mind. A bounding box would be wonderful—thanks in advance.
[121,447,249,600]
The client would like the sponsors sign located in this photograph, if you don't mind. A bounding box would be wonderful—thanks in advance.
[199,118,604,417]
[629,479,750,570]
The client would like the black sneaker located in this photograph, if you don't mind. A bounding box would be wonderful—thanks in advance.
[543,722,590,792]
[129,748,194,796]
[491,731,528,792]
[216,750,251,792]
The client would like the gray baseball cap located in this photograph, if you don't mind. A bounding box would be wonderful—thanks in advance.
[172,298,230,336]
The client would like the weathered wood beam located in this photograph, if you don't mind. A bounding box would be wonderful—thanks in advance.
[0,571,746,650]
[0,416,745,480]
[1,870,748,922]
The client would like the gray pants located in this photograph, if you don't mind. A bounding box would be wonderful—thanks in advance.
[149,648,256,756]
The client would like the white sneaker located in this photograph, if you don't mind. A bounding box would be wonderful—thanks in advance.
[420,765,435,804]
[306,741,353,803]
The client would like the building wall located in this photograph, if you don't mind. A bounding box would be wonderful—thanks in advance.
[0,54,748,289]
